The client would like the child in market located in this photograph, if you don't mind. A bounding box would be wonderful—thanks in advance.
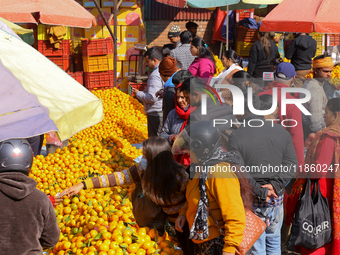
[60,136,194,255]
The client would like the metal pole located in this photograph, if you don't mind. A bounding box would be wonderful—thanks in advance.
[226,5,229,50]
[114,0,118,88]
[93,0,117,87]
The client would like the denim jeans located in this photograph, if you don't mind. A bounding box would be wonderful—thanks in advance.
[252,204,284,255]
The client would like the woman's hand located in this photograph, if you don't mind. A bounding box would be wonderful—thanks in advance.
[175,215,186,232]
[59,182,84,197]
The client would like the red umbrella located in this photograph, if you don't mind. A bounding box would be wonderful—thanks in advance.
[261,0,340,33]
[0,0,96,28]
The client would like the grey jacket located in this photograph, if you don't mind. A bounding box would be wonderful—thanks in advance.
[136,64,164,114]
[301,79,327,136]
[160,109,185,142]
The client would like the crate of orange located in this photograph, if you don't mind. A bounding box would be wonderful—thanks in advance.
[128,82,147,97]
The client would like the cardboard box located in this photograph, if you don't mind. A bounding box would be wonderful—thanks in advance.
[84,26,103,39]
[90,8,113,26]
[117,43,139,61]
[121,26,139,43]
[117,8,142,26]
[122,60,139,77]
[117,61,122,78]
[73,27,85,38]
[82,0,96,8]
[140,22,146,44]
[119,77,129,93]
[102,25,121,43]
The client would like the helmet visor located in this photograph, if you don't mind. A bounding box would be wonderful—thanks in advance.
[171,129,191,155]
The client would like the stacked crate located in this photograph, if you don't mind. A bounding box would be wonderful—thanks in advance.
[82,38,115,89]
[80,0,145,91]
[235,9,254,23]
[37,25,72,72]
[235,25,258,57]
[311,32,325,58]
[37,24,84,85]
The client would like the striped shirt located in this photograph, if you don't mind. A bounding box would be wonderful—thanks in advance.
[170,44,195,70]
[83,164,188,222]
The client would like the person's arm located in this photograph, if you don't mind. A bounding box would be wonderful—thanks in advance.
[286,106,305,167]
[228,134,269,202]
[312,135,335,179]
[199,59,215,81]
[269,132,297,195]
[160,111,174,142]
[308,86,326,133]
[136,73,163,104]
[209,175,246,253]
[61,165,141,196]
[247,43,258,76]
[40,198,60,248]
[285,39,296,59]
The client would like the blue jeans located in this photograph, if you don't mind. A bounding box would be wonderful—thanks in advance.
[252,204,284,255]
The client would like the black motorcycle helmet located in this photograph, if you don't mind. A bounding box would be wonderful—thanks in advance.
[0,139,34,174]
[172,121,221,162]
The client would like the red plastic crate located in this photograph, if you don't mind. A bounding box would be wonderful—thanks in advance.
[74,54,83,71]
[67,71,84,85]
[47,55,71,72]
[84,71,114,89]
[128,82,147,97]
[327,34,340,47]
[82,38,114,56]
[38,40,70,56]
[236,9,254,23]
[236,26,258,42]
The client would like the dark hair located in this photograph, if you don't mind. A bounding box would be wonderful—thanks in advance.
[258,30,271,59]
[270,58,282,68]
[191,37,215,65]
[327,98,340,116]
[179,76,206,94]
[259,94,279,110]
[144,47,163,61]
[232,70,259,93]
[142,137,186,205]
[314,52,331,61]
[186,21,198,30]
[223,50,243,68]
[180,30,192,44]
[244,92,261,114]
[172,70,194,86]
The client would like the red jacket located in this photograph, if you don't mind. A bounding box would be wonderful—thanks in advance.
[259,82,305,167]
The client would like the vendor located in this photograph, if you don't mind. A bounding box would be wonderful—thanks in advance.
[168,25,181,49]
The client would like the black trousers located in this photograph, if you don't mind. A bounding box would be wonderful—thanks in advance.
[147,112,163,138]
[175,222,195,255]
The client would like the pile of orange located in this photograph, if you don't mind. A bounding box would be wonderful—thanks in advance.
[73,88,148,144]
[32,88,184,254]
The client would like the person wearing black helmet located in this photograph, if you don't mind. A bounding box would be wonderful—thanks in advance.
[173,121,253,255]
[0,138,60,255]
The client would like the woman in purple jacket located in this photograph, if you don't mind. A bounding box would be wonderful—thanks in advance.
[188,37,216,85]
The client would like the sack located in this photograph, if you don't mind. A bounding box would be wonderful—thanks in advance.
[287,179,332,250]
[131,181,167,234]
[235,209,267,255]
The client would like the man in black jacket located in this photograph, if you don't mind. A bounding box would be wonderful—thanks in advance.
[228,93,297,255]
[179,77,238,138]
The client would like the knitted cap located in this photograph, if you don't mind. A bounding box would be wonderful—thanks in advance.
[168,25,181,38]
[159,57,178,77]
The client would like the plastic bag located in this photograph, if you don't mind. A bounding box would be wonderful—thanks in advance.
[46,131,63,146]
[287,179,332,250]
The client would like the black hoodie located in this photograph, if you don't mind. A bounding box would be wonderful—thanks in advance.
[286,34,317,70]
[0,172,60,255]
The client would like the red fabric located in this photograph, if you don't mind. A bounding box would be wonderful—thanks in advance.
[48,196,56,207]
[287,125,340,255]
[173,84,196,166]
[258,82,305,167]
[261,0,340,34]
[212,8,227,44]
